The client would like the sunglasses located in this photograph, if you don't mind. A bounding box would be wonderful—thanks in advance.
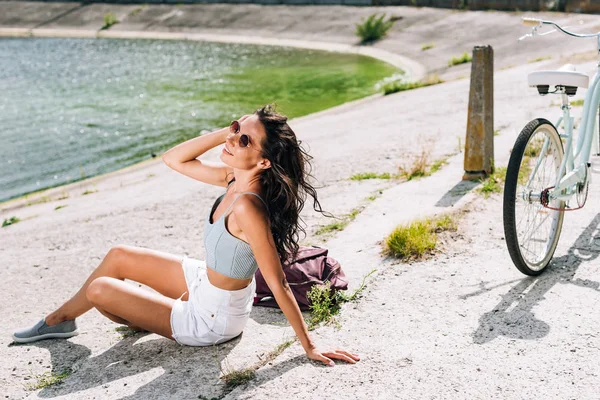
[229,120,251,148]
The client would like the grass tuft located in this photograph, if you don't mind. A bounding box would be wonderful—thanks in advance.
[429,157,448,174]
[307,282,343,330]
[54,205,68,211]
[315,220,348,235]
[384,214,457,260]
[366,192,382,201]
[528,56,551,63]
[421,43,435,51]
[316,207,362,235]
[114,326,140,339]
[350,172,392,181]
[27,369,72,390]
[571,99,584,106]
[355,13,395,44]
[221,366,255,390]
[307,269,376,330]
[379,74,443,95]
[82,189,98,196]
[477,166,507,197]
[448,52,472,67]
[101,13,119,30]
[130,5,146,17]
[398,149,430,180]
[2,216,20,227]
[25,196,52,207]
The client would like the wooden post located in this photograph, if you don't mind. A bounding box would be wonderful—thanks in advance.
[463,45,494,180]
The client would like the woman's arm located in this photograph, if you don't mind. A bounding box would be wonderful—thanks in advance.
[162,116,249,186]
[233,197,360,366]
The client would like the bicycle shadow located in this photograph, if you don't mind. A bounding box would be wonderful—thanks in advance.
[22,308,306,399]
[469,213,600,344]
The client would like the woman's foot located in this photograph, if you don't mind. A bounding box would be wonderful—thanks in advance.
[12,318,78,343]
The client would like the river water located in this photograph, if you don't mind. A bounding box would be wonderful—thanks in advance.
[0,37,399,202]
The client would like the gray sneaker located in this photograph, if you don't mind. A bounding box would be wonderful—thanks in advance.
[12,319,78,344]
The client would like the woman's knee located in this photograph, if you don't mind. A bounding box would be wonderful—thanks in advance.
[86,277,114,305]
[104,245,136,277]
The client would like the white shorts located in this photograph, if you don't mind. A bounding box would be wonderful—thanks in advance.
[170,256,256,346]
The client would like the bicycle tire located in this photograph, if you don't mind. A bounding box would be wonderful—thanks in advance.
[503,118,565,276]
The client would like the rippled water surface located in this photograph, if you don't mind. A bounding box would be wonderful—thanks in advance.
[0,38,399,202]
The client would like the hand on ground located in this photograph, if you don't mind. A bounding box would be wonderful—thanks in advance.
[306,347,360,367]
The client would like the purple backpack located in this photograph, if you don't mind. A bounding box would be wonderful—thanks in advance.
[253,246,348,311]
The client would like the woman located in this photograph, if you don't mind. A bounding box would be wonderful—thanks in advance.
[13,105,360,367]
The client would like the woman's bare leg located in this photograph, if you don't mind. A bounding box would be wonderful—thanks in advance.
[46,245,189,326]
[85,277,175,340]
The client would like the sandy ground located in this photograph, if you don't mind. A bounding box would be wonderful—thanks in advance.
[2,3,600,399]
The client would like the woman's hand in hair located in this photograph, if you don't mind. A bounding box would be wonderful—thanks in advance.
[305,346,360,367]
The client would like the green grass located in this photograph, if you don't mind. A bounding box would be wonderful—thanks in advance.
[517,157,533,185]
[307,269,376,330]
[54,205,68,211]
[477,166,507,197]
[25,196,52,207]
[384,215,458,260]
[316,207,362,235]
[571,99,584,106]
[430,156,450,174]
[355,13,395,44]
[220,367,255,390]
[448,52,472,67]
[82,189,98,195]
[366,192,382,201]
[380,74,443,95]
[315,220,348,235]
[130,5,146,17]
[114,326,140,339]
[421,43,435,51]
[524,137,544,157]
[101,13,119,30]
[27,369,72,390]
[2,216,20,227]
[350,172,392,181]
[307,282,343,330]
[398,150,431,181]
[528,56,551,63]
[219,338,295,390]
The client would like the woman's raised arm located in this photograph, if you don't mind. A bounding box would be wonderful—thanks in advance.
[162,125,233,187]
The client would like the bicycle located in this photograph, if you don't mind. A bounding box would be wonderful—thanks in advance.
[503,17,600,276]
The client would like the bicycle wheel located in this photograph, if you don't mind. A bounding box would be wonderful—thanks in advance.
[503,118,565,276]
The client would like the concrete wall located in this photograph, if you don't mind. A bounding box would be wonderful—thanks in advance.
[6,0,598,12]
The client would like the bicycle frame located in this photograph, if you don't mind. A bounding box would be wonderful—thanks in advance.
[520,19,600,204]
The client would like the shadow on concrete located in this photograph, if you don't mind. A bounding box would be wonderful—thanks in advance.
[24,317,297,399]
[29,332,232,399]
[470,213,600,344]
[435,180,479,208]
[6,292,300,399]
[250,305,294,327]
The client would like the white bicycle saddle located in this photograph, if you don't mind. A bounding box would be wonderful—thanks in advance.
[528,64,589,89]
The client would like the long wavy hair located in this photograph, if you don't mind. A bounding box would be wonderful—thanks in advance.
[254,104,329,264]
